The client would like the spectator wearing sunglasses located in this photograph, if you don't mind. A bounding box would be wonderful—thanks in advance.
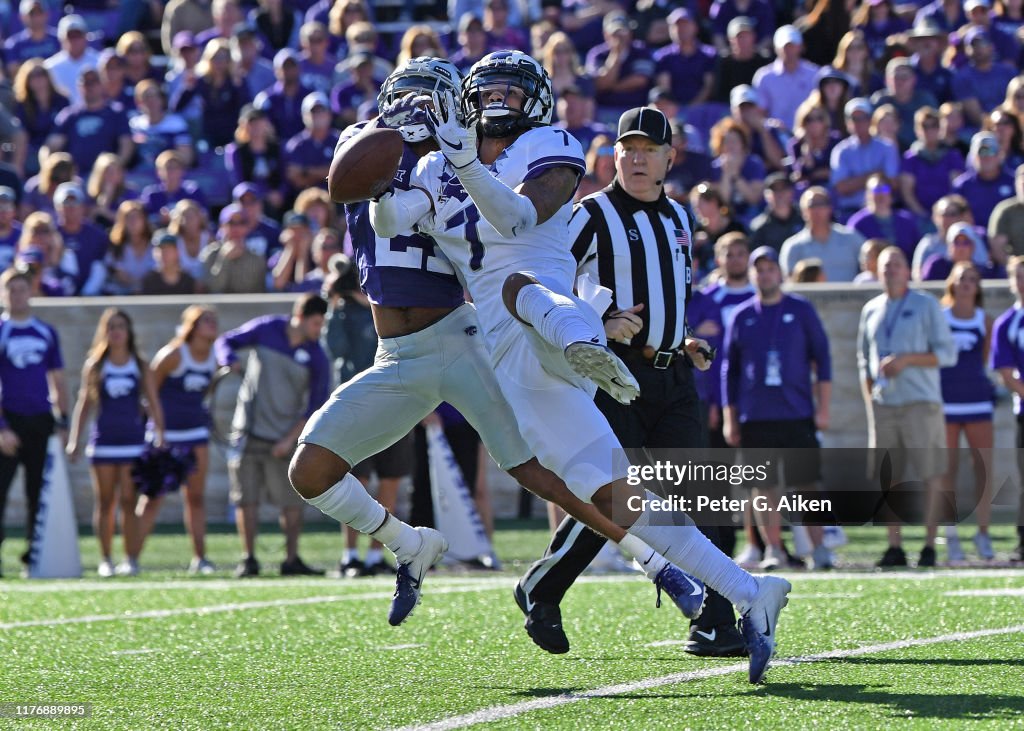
[899,106,966,220]
[848,175,921,260]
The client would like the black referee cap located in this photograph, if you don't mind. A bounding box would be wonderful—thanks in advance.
[616,107,672,146]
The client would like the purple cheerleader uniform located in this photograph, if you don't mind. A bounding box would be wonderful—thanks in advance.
[87,358,147,464]
[160,344,216,447]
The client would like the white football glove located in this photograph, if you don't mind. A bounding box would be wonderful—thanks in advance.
[423,89,477,169]
[378,91,431,130]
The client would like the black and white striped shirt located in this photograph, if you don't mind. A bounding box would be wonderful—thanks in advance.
[571,181,694,353]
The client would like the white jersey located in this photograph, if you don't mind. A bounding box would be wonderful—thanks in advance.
[409,127,586,357]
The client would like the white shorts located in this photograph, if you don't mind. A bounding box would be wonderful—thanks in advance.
[493,324,626,503]
[299,304,533,471]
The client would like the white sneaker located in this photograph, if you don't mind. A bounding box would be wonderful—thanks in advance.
[97,559,115,578]
[115,558,139,576]
[790,525,813,559]
[739,575,792,683]
[946,532,966,563]
[735,543,763,569]
[759,545,785,571]
[564,341,639,404]
[973,532,995,560]
[822,526,848,549]
[586,542,635,574]
[189,557,217,575]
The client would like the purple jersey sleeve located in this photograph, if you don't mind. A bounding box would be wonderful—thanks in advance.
[215,315,279,366]
[304,344,330,417]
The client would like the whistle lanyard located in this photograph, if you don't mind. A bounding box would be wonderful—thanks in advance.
[880,293,908,352]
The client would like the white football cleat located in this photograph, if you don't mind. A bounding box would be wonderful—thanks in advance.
[739,575,792,683]
[564,341,639,404]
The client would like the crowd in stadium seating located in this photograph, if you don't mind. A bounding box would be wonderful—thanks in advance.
[0,0,1020,292]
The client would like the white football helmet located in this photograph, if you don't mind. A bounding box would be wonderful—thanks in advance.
[377,56,463,143]
[462,50,554,138]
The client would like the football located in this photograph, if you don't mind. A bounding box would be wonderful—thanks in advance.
[328,127,404,204]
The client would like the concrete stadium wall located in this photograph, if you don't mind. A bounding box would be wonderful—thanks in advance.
[1,284,1021,531]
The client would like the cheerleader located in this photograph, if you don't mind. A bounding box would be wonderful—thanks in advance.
[66,308,164,577]
[939,262,995,562]
[145,305,219,574]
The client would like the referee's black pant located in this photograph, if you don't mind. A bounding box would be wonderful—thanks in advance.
[518,352,737,630]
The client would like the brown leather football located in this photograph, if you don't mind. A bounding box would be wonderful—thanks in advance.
[328,127,404,204]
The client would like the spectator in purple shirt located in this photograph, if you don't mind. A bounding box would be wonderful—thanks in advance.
[788,100,840,193]
[653,8,717,108]
[195,0,244,48]
[710,0,776,52]
[253,49,311,144]
[170,38,250,149]
[957,0,1020,65]
[116,31,161,92]
[0,265,69,576]
[722,245,832,570]
[988,107,1024,171]
[284,91,337,199]
[234,182,282,259]
[19,151,74,221]
[953,131,1016,227]
[585,13,656,124]
[922,220,1006,279]
[225,105,284,213]
[752,25,820,130]
[709,117,766,225]
[952,28,1018,129]
[140,150,206,227]
[43,67,133,179]
[900,106,966,219]
[851,0,909,61]
[329,51,376,128]
[908,19,954,104]
[54,181,108,295]
[230,23,276,100]
[13,59,69,178]
[449,13,491,75]
[553,84,610,156]
[296,22,335,95]
[483,0,527,50]
[3,0,60,80]
[98,49,134,111]
[871,58,938,150]
[0,188,22,270]
[249,0,302,59]
[848,174,922,259]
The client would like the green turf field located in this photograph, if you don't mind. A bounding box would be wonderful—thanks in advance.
[2,522,1023,729]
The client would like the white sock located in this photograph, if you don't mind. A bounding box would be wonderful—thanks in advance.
[342,548,359,564]
[371,513,423,564]
[628,491,759,609]
[515,283,600,351]
[304,473,386,534]
[365,548,383,566]
[618,533,668,580]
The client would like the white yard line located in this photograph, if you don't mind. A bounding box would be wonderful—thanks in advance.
[3,568,1023,593]
[945,588,1024,597]
[0,583,511,629]
[392,624,1024,731]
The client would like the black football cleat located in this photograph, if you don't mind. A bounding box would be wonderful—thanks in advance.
[514,582,570,654]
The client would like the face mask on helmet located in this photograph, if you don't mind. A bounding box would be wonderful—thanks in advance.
[462,58,553,139]
[378,62,462,143]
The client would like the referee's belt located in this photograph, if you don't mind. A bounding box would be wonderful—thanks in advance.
[610,342,685,370]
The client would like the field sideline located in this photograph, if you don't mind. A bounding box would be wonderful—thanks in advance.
[2,522,1024,729]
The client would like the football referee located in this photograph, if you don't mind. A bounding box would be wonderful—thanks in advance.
[514,107,745,657]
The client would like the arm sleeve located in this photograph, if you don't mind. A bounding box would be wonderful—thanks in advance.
[805,303,832,382]
[928,296,958,367]
[452,158,539,239]
[721,316,740,408]
[369,186,433,239]
[882,142,900,179]
[305,348,330,417]
[214,317,271,366]
[990,316,1013,369]
[829,145,849,186]
[857,303,872,381]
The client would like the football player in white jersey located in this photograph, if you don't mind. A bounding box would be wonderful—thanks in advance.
[289,57,705,635]
[371,50,791,683]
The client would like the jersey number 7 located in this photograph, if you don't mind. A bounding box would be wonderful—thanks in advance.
[444,205,485,271]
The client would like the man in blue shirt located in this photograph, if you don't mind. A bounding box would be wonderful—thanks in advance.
[830,97,901,219]
[951,27,1017,129]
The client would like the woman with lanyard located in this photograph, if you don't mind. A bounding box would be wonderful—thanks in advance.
[139,305,220,574]
[66,308,165,577]
[938,262,995,562]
